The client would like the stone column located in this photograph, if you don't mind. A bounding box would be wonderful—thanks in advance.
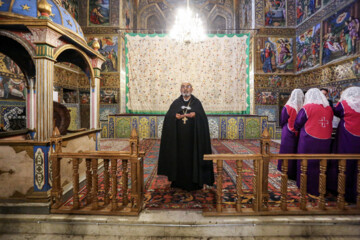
[29,28,61,141]
[26,78,36,130]
[90,57,104,129]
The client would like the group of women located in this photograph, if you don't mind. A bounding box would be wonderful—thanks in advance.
[277,86,360,203]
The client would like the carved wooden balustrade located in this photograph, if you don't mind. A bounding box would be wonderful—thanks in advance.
[203,129,360,216]
[50,129,145,215]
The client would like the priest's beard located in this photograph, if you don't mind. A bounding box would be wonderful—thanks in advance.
[181,92,191,97]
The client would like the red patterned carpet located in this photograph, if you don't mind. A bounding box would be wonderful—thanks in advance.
[64,139,336,210]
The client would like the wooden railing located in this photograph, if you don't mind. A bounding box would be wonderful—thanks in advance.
[50,129,145,215]
[203,129,360,216]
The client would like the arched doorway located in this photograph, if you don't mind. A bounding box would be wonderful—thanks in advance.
[0,34,35,134]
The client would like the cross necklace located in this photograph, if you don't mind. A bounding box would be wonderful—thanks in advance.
[182,99,192,124]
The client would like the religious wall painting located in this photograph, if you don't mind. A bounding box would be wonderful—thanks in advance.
[0,76,27,100]
[268,75,292,87]
[351,57,360,77]
[79,91,90,104]
[264,0,286,26]
[100,89,118,104]
[255,105,279,123]
[100,105,119,121]
[258,37,294,73]
[0,54,26,101]
[239,0,252,29]
[296,0,321,25]
[121,0,133,30]
[63,89,77,104]
[87,36,118,73]
[322,1,360,65]
[62,0,79,21]
[88,0,110,26]
[279,92,290,122]
[255,91,277,105]
[296,23,321,72]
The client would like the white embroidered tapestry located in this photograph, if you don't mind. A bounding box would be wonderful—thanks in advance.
[125,33,250,114]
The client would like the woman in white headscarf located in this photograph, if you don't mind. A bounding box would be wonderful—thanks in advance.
[332,86,360,202]
[277,89,304,180]
[294,88,334,196]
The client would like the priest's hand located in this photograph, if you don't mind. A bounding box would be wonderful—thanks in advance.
[186,112,196,118]
[175,113,182,119]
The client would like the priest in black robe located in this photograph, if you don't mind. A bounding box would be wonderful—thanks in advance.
[157,82,214,191]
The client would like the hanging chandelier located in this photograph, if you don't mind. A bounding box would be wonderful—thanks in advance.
[169,0,207,44]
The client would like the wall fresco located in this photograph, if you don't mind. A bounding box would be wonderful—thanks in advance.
[296,0,321,25]
[89,0,110,26]
[296,23,321,72]
[264,0,286,26]
[257,37,294,73]
[86,36,118,73]
[322,1,360,64]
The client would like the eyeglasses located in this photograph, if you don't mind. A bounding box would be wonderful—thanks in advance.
[181,85,192,89]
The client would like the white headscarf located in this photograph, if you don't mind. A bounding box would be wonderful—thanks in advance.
[340,86,360,113]
[285,89,304,113]
[304,88,329,108]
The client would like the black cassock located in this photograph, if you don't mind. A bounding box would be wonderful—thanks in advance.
[157,95,214,191]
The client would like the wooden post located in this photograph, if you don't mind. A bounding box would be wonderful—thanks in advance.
[236,160,243,212]
[86,158,92,205]
[337,159,346,210]
[51,154,62,209]
[104,159,110,205]
[131,157,138,209]
[260,128,270,211]
[319,159,327,210]
[111,159,118,211]
[91,159,98,210]
[300,159,308,211]
[216,160,223,212]
[72,158,80,210]
[253,158,259,212]
[129,129,140,210]
[280,159,288,211]
[122,159,129,206]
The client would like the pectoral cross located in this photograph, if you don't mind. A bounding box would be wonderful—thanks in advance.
[182,116,188,124]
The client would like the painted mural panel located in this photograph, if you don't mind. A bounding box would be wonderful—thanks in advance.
[264,0,286,26]
[255,91,277,105]
[87,36,118,72]
[258,37,294,73]
[296,23,321,72]
[79,91,90,104]
[255,105,279,123]
[0,53,26,101]
[100,89,118,104]
[322,1,360,64]
[296,0,321,25]
[62,0,79,21]
[63,89,77,103]
[89,0,110,26]
[121,0,133,30]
